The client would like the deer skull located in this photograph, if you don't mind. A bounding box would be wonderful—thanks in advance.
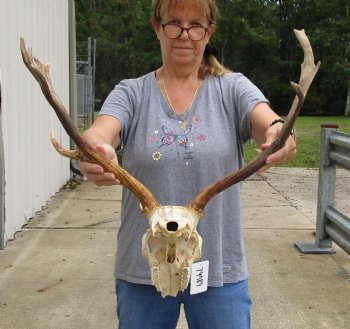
[142,206,202,297]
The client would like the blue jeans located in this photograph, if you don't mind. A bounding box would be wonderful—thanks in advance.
[115,279,251,329]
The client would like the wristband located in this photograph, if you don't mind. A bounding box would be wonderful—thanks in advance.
[270,119,296,141]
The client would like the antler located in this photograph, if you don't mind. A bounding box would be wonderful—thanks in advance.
[20,29,319,218]
[20,38,160,215]
[187,29,321,215]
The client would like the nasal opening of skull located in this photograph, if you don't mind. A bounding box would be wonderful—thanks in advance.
[166,221,179,232]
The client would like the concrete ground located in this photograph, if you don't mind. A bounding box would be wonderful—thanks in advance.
[0,168,349,329]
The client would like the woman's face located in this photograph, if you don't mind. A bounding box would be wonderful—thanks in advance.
[153,4,215,70]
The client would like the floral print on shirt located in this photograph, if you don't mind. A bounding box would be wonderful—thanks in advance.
[148,115,207,165]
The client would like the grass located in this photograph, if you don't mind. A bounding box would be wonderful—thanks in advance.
[243,116,350,168]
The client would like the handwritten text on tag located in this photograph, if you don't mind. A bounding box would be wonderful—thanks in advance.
[190,261,209,295]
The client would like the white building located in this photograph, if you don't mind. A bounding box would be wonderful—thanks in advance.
[0,0,77,248]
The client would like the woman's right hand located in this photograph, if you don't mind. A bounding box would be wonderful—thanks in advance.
[80,143,121,186]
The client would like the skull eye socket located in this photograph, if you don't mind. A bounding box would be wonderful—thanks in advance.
[166,221,179,232]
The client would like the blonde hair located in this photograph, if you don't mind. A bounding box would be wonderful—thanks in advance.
[151,0,231,78]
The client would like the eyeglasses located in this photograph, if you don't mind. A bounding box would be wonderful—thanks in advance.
[161,23,208,41]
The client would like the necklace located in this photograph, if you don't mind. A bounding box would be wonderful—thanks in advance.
[162,69,199,115]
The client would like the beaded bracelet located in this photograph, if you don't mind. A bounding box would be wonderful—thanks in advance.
[270,119,296,141]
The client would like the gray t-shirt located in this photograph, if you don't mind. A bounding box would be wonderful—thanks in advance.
[100,71,268,287]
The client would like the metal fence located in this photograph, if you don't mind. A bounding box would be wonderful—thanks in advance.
[296,124,350,254]
[76,38,96,129]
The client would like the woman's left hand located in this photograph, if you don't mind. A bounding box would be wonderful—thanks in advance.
[258,123,296,174]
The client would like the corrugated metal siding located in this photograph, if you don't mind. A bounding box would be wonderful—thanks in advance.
[0,0,71,244]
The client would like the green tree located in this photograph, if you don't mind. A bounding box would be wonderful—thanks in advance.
[269,0,349,115]
[75,0,159,101]
[215,0,282,111]
[75,0,349,116]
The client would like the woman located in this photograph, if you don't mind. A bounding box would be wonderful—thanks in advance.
[80,0,296,328]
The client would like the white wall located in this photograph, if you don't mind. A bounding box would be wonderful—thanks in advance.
[0,0,71,245]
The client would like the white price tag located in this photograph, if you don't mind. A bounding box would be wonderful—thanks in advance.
[190,260,209,295]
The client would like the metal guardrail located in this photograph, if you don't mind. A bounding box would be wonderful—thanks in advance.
[296,124,350,254]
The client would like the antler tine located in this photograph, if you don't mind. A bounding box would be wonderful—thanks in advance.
[187,29,321,215]
[20,38,160,214]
